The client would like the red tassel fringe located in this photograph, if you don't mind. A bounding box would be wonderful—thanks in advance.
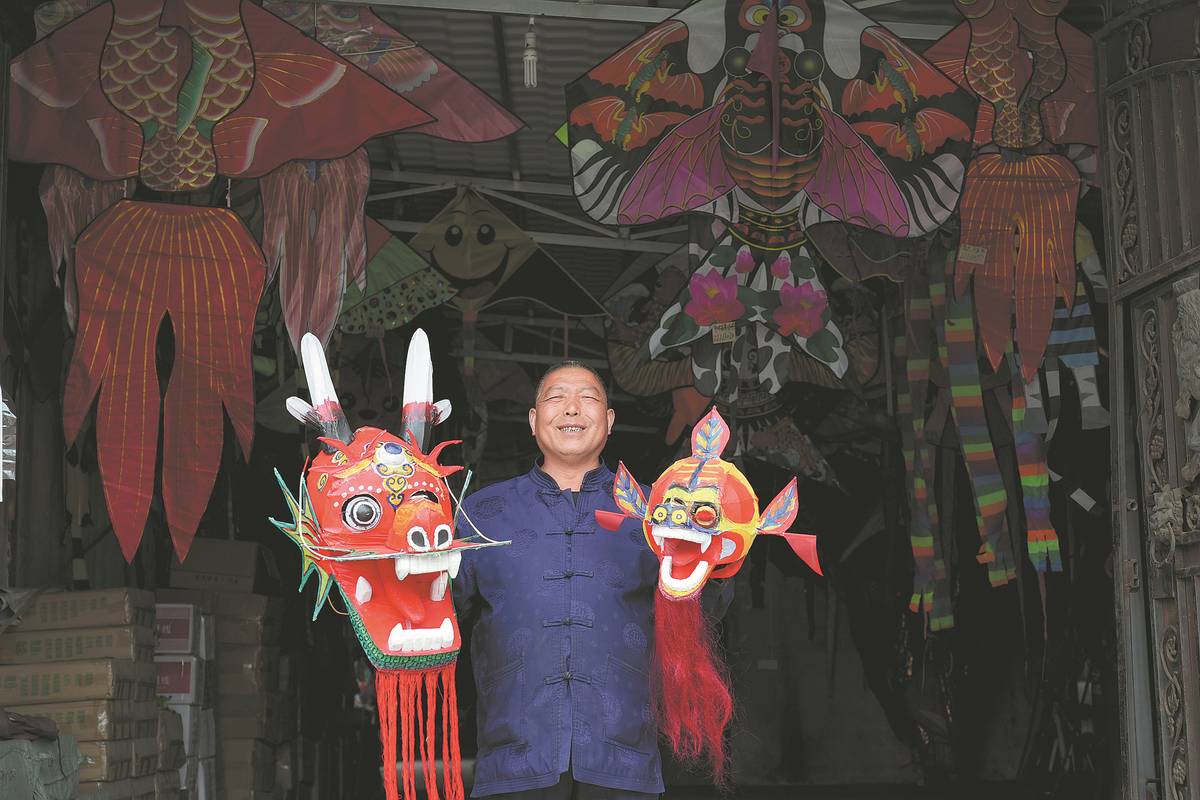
[652,592,733,784]
[376,664,463,800]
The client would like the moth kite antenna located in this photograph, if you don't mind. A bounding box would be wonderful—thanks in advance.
[292,333,354,453]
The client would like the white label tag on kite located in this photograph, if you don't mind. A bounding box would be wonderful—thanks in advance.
[711,322,736,344]
[958,244,989,265]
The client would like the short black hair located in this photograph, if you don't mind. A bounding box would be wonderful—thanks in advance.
[535,361,609,408]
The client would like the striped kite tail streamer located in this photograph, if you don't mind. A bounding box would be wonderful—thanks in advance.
[899,258,952,630]
[934,260,1015,587]
[1009,349,1060,573]
[376,665,464,800]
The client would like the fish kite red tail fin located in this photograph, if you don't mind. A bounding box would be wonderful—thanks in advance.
[778,532,822,576]
[595,510,628,531]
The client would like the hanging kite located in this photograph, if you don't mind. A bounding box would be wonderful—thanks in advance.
[567,0,977,399]
[596,409,821,780]
[12,0,523,562]
[263,2,523,143]
[339,217,457,338]
[275,330,503,800]
[407,190,608,378]
[13,0,523,344]
[63,201,266,562]
[882,0,1106,630]
[923,0,1099,380]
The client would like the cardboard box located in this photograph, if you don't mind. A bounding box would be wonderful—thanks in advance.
[15,588,156,633]
[170,539,278,594]
[131,736,158,777]
[177,756,199,798]
[217,692,284,744]
[155,655,205,705]
[274,740,293,790]
[216,645,279,695]
[196,756,216,800]
[155,604,201,654]
[157,707,186,772]
[132,701,160,738]
[79,778,133,799]
[0,624,156,664]
[154,590,283,646]
[134,773,155,799]
[222,739,275,793]
[169,703,215,760]
[7,698,138,740]
[0,735,84,800]
[0,658,154,705]
[78,738,133,782]
[199,614,216,659]
[153,767,181,799]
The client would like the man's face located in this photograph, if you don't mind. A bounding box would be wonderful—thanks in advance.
[529,367,615,463]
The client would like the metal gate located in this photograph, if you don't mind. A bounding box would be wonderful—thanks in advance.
[1101,2,1200,797]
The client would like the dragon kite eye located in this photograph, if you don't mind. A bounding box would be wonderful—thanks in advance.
[652,506,669,523]
[408,527,431,551]
[343,495,382,531]
[670,508,688,526]
[434,524,453,550]
[747,5,770,26]
[692,503,719,528]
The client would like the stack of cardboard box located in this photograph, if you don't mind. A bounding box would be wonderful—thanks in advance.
[155,706,187,799]
[0,587,159,799]
[155,600,217,799]
[159,537,290,800]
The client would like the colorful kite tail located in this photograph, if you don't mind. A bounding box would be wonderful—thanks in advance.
[1010,349,1061,573]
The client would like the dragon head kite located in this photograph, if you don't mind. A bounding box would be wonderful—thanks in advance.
[597,408,821,782]
[273,330,497,800]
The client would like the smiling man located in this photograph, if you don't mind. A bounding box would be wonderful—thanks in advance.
[453,361,729,800]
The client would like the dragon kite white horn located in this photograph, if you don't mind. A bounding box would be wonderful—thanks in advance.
[289,332,354,451]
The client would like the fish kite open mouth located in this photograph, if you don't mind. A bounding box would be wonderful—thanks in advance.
[596,408,821,600]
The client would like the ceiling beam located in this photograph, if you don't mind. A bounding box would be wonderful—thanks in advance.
[378,219,681,253]
[344,0,952,38]
[344,0,669,23]
[372,169,575,197]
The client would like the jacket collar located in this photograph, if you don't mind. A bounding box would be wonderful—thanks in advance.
[531,458,611,491]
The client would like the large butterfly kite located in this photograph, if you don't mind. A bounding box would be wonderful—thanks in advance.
[567,0,976,398]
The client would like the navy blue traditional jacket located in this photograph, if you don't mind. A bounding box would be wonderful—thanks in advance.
[452,461,664,796]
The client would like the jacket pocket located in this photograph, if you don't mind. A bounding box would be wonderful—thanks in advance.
[602,655,653,755]
[478,657,525,754]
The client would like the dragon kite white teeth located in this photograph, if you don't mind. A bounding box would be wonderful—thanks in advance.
[273,330,501,800]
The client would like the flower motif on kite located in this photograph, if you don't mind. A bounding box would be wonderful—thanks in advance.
[685,270,745,326]
[597,409,822,600]
[566,0,977,238]
[773,280,827,338]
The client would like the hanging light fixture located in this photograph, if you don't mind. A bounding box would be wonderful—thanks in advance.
[523,16,537,88]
